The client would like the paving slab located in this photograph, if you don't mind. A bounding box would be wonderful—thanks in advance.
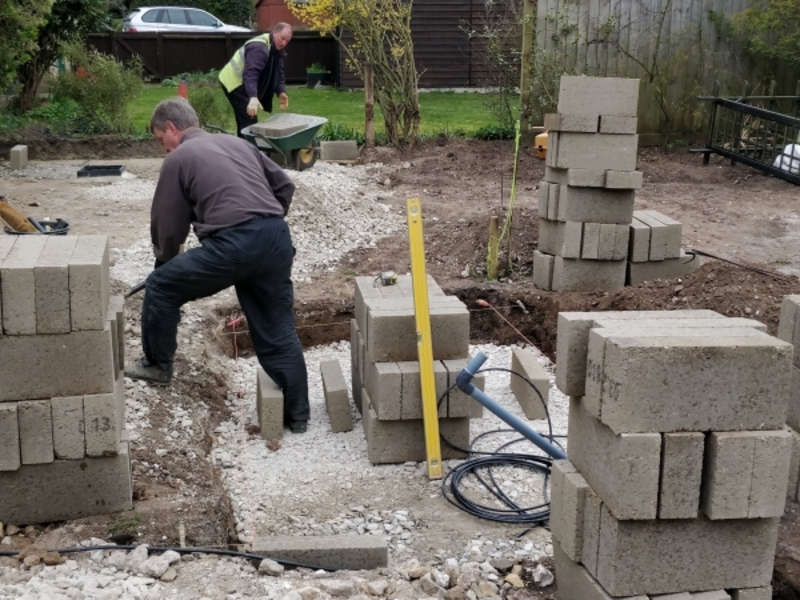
[252,534,388,570]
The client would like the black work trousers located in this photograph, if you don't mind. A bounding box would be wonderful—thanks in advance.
[141,217,309,423]
[222,85,258,139]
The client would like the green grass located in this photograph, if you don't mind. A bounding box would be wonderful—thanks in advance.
[130,84,515,138]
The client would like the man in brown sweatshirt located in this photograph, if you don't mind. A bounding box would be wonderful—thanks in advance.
[124,97,309,433]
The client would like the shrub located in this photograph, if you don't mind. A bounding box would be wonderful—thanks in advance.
[48,42,143,135]
[190,87,235,132]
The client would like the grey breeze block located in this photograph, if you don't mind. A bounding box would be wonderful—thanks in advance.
[252,534,388,571]
[69,235,110,332]
[509,348,549,420]
[546,131,638,173]
[551,256,627,293]
[257,367,283,440]
[557,76,640,117]
[320,359,353,433]
[1,235,47,335]
[35,235,79,334]
[533,250,555,291]
[549,459,588,562]
[553,540,648,600]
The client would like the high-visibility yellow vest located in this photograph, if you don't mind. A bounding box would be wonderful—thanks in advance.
[218,34,271,93]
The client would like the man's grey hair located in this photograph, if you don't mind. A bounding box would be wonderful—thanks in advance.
[150,97,199,133]
[272,22,292,34]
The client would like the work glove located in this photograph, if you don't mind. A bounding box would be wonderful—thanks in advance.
[279,93,289,110]
[247,97,263,117]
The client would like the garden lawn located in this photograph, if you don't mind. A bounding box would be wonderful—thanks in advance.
[131,85,513,138]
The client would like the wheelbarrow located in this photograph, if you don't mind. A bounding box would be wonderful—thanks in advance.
[240,113,328,172]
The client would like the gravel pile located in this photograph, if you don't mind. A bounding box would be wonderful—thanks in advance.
[0,159,566,599]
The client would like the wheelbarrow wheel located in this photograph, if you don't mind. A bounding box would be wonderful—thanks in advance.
[291,144,318,171]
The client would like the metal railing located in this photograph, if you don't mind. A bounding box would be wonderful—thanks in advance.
[693,81,800,186]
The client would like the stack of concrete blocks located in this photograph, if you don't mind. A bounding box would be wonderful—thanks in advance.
[777,295,800,501]
[550,309,792,600]
[0,235,131,526]
[533,76,643,292]
[351,275,484,464]
[628,209,700,284]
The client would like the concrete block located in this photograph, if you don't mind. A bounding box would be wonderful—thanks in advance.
[612,224,630,261]
[319,140,359,161]
[84,392,119,457]
[652,594,692,600]
[365,297,470,363]
[545,167,606,188]
[69,236,110,331]
[107,295,125,375]
[581,487,602,576]
[581,222,600,259]
[0,236,16,326]
[115,371,125,436]
[550,460,588,561]
[605,169,644,189]
[34,235,78,334]
[558,76,640,117]
[52,396,85,460]
[398,360,448,420]
[628,218,651,262]
[250,114,309,138]
[556,185,635,224]
[256,367,283,440]
[538,182,550,219]
[509,348,549,420]
[0,441,132,525]
[599,115,638,134]
[544,112,599,133]
[597,224,617,260]
[589,330,791,434]
[555,310,725,397]
[553,541,647,600]
[362,390,468,464]
[639,210,682,258]
[18,400,54,465]
[551,256,626,292]
[750,429,792,518]
[2,235,47,335]
[538,219,582,258]
[659,432,704,519]
[567,398,661,520]
[548,132,638,172]
[10,145,28,170]
[632,212,668,261]
[548,459,575,545]
[691,593,731,600]
[729,587,771,600]
[320,360,353,433]
[627,250,701,285]
[596,505,778,596]
[777,295,800,343]
[350,319,363,414]
[533,250,554,291]
[364,360,402,420]
[0,325,115,401]
[0,403,20,471]
[787,426,800,500]
[442,359,486,419]
[441,358,484,418]
[547,180,560,220]
[252,534,388,571]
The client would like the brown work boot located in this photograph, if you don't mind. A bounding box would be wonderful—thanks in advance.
[124,358,173,386]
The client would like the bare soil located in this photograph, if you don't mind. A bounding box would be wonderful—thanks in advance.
[3,134,800,598]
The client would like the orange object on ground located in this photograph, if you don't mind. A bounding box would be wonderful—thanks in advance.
[535,131,548,160]
[178,78,188,99]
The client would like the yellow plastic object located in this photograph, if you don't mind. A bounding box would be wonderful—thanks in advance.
[406,197,442,480]
[535,131,548,160]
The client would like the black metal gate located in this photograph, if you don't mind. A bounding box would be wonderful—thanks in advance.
[693,82,800,186]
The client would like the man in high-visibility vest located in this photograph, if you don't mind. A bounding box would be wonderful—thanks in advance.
[219,22,292,138]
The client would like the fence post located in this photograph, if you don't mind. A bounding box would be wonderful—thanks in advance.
[364,62,375,148]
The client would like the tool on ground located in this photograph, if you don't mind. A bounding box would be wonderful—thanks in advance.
[456,352,567,460]
[125,279,147,298]
[686,248,794,283]
[0,197,38,233]
[379,271,398,286]
[27,216,46,233]
[406,197,443,480]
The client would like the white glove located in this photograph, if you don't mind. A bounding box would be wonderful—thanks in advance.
[247,97,263,117]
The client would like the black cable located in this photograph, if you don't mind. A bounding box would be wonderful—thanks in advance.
[438,366,563,528]
[0,544,335,571]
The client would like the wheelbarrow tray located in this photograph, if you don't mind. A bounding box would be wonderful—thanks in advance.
[241,113,327,156]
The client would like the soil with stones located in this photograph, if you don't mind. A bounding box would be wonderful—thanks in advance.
[2,133,800,598]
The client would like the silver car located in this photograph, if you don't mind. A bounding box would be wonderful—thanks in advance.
[122,6,252,33]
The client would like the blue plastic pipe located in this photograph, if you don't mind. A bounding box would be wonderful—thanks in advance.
[456,352,568,460]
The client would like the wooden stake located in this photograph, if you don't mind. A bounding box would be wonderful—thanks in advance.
[487,215,499,280]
